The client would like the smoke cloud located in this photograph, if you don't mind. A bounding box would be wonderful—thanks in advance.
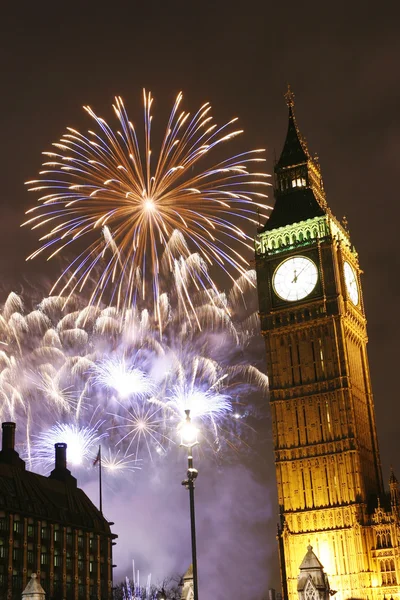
[84,450,276,598]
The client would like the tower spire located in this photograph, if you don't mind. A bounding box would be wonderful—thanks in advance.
[276,85,309,169]
[263,88,327,231]
[284,84,295,108]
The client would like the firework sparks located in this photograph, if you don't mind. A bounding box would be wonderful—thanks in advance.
[23,92,271,317]
[31,422,107,469]
[0,250,266,470]
[33,368,75,412]
[101,448,141,474]
[92,356,156,400]
[109,400,173,462]
[162,355,232,424]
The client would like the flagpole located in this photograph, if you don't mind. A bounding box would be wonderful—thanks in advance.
[98,445,103,514]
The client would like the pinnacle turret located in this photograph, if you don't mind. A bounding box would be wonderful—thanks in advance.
[389,466,398,485]
[389,467,399,513]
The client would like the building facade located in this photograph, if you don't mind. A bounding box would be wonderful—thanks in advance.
[255,89,400,600]
[180,565,194,600]
[0,422,116,600]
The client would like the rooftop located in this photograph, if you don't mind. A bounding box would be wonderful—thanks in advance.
[0,422,115,536]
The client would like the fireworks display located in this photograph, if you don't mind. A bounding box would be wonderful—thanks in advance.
[16,84,271,466]
[0,91,272,593]
[0,251,267,473]
[23,91,270,318]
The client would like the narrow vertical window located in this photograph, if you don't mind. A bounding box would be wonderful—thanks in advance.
[332,538,339,575]
[325,467,331,504]
[289,344,295,385]
[318,404,323,439]
[301,470,307,507]
[319,339,325,376]
[311,341,318,380]
[297,343,302,384]
[303,406,308,444]
[326,402,332,435]
[341,538,347,573]
[309,469,314,506]
[295,407,300,445]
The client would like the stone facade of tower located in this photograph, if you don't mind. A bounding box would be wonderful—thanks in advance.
[255,89,400,600]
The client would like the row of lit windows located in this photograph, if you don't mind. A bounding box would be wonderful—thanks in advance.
[377,532,392,548]
[0,519,99,550]
[285,338,327,389]
[279,175,307,192]
[0,548,98,571]
[382,573,397,586]
[380,559,396,572]
[0,540,106,568]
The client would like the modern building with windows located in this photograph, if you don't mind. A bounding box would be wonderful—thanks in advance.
[0,422,116,600]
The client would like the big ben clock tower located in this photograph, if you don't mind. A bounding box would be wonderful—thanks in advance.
[255,89,400,600]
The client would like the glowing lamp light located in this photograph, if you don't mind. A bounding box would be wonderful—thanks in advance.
[179,410,199,448]
[180,421,198,446]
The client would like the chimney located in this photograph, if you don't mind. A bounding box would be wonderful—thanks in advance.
[55,443,67,470]
[0,422,25,469]
[2,422,16,451]
[49,442,77,487]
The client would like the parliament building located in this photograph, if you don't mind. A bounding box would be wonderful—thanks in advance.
[255,89,400,600]
[0,422,116,600]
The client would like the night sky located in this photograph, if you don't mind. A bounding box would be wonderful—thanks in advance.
[1,1,400,595]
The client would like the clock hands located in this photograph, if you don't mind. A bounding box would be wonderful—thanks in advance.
[274,256,318,302]
[291,263,309,284]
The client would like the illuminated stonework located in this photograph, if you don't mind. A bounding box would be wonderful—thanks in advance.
[255,214,351,256]
[256,91,400,600]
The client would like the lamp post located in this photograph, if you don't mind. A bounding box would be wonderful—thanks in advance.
[180,409,199,600]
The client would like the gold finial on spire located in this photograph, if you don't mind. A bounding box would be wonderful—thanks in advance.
[285,84,295,108]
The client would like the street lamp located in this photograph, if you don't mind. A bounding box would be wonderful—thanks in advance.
[156,589,167,600]
[180,409,199,600]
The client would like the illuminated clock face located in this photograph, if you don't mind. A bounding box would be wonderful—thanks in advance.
[273,256,318,302]
[343,261,359,305]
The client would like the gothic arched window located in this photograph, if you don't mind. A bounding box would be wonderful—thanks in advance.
[304,579,318,600]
